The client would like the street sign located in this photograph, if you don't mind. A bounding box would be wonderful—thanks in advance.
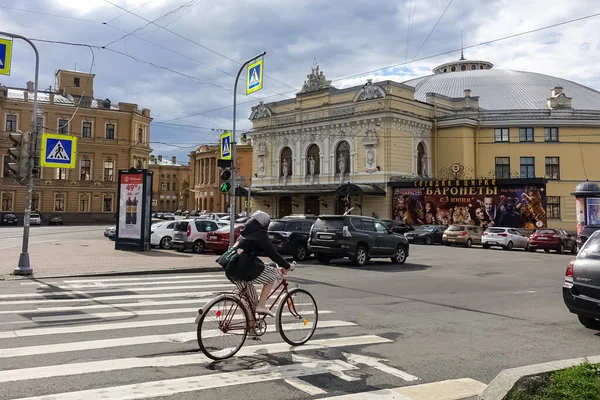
[0,38,13,76]
[40,133,77,168]
[246,58,263,94]
[245,200,252,208]
[220,131,232,160]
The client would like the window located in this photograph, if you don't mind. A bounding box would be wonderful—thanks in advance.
[495,157,510,179]
[375,222,387,234]
[172,182,176,192]
[544,127,559,142]
[520,157,535,178]
[361,219,377,232]
[494,128,510,142]
[82,121,92,138]
[105,123,115,140]
[74,77,80,87]
[104,161,114,181]
[58,119,69,134]
[5,114,17,132]
[54,193,65,212]
[79,193,90,212]
[545,157,560,180]
[519,127,534,142]
[32,192,40,211]
[80,159,91,181]
[335,141,351,174]
[103,195,113,212]
[1,192,13,211]
[546,196,561,219]
[167,182,170,191]
[55,168,68,180]
[138,127,144,143]
[2,155,10,178]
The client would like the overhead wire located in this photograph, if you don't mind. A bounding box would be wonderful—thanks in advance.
[103,0,159,24]
[0,5,103,23]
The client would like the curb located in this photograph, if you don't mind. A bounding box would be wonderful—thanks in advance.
[3,266,224,280]
[479,354,600,400]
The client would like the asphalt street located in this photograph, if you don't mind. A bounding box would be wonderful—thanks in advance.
[0,239,597,399]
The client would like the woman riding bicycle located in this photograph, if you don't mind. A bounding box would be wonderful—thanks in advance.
[226,210,295,317]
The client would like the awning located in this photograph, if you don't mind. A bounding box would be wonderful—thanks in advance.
[251,185,337,197]
[235,186,249,196]
[335,183,387,197]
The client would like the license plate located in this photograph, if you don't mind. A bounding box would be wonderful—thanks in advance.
[268,234,274,239]
[320,234,333,240]
[539,237,548,240]
[447,239,455,242]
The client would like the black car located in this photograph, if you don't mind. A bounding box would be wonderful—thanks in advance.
[308,215,409,266]
[268,215,317,261]
[0,213,18,226]
[380,219,414,235]
[404,225,445,245]
[577,225,600,250]
[49,214,64,225]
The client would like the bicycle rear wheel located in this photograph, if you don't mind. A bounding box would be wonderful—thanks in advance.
[276,288,318,346]
[197,295,249,360]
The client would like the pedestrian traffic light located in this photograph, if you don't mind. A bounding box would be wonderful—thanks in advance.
[219,168,232,194]
[7,132,30,182]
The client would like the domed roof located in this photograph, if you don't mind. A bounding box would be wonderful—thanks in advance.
[574,181,600,194]
[403,69,600,111]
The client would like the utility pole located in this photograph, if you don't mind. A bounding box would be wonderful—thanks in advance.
[0,31,41,275]
[229,51,266,247]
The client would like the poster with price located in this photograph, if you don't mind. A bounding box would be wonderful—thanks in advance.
[118,173,143,239]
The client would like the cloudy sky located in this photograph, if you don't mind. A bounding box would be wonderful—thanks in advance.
[1,0,599,164]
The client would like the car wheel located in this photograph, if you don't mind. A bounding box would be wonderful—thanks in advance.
[193,240,205,253]
[316,254,331,264]
[425,236,433,245]
[352,245,368,266]
[544,249,550,253]
[577,315,600,330]
[159,236,172,250]
[483,243,490,249]
[465,239,473,248]
[391,246,407,264]
[506,241,513,251]
[558,243,564,254]
[293,244,307,262]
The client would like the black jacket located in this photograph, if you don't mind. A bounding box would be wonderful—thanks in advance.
[228,217,291,281]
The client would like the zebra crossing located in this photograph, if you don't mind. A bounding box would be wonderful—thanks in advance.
[0,272,430,400]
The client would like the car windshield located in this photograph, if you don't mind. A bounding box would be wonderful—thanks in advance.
[416,225,435,232]
[268,221,287,231]
[30,214,40,218]
[314,218,344,230]
[448,225,465,231]
[486,228,506,233]
[578,232,600,260]
[536,229,556,235]
[5,214,16,218]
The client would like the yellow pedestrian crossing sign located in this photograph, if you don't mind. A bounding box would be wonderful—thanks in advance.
[0,38,13,76]
[246,59,263,94]
[40,133,77,168]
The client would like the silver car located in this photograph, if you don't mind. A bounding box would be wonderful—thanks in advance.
[30,213,42,226]
[482,227,530,251]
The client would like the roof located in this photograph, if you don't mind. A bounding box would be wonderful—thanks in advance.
[5,88,120,110]
[149,159,183,167]
[402,69,600,111]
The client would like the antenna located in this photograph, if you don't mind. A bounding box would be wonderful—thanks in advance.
[460,31,465,60]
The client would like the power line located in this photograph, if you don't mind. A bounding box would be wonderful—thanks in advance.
[0,5,103,23]
[104,0,159,24]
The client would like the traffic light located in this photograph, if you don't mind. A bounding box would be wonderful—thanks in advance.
[219,168,232,194]
[7,132,30,182]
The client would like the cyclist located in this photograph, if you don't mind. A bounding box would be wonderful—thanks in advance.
[227,210,295,317]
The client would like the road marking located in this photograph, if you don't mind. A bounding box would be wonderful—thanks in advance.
[513,291,537,294]
[58,274,226,284]
[317,389,412,399]
[0,320,357,358]
[28,278,231,289]
[0,291,218,305]
[11,359,359,400]
[0,335,393,383]
[284,378,327,395]
[343,352,419,382]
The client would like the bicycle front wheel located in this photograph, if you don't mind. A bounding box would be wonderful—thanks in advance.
[197,295,249,360]
[276,288,318,346]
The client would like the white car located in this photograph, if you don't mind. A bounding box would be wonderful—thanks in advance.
[151,221,177,249]
[482,227,530,250]
[30,213,42,226]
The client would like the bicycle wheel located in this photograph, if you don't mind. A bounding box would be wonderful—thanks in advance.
[197,295,249,360]
[276,288,318,346]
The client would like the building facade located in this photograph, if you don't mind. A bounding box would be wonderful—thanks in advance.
[149,155,190,212]
[189,142,253,213]
[0,69,152,223]
[249,60,600,231]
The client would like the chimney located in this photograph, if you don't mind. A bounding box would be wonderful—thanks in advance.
[172,156,177,164]
[158,155,163,162]
[464,89,471,98]
[552,87,563,97]
[26,81,34,92]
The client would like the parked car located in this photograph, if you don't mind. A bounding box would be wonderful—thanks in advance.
[206,224,244,255]
[529,228,577,254]
[268,215,317,261]
[150,221,177,249]
[174,210,182,216]
[443,225,483,248]
[172,219,220,253]
[404,225,445,245]
[0,213,18,226]
[49,214,64,225]
[577,225,600,250]
[29,213,42,226]
[161,213,176,220]
[308,215,409,266]
[482,227,530,250]
[563,230,600,330]
[106,226,116,240]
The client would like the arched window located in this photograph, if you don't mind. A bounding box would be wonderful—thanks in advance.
[136,159,142,169]
[335,141,350,174]
[166,200,170,210]
[417,142,427,176]
[160,200,164,210]
[306,144,320,176]
[280,147,292,177]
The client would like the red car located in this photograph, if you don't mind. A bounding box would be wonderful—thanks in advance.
[529,228,577,254]
[206,224,243,254]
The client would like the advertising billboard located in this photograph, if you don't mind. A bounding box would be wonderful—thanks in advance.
[118,173,143,239]
[392,179,547,230]
[586,198,600,225]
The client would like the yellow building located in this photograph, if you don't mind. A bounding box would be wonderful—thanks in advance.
[0,69,152,223]
[148,155,190,212]
[249,60,600,230]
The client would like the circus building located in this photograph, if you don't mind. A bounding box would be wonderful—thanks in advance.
[248,57,600,231]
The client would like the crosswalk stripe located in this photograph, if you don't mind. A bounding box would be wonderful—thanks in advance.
[31,278,231,289]
[0,291,217,305]
[0,335,391,383]
[284,377,327,395]
[20,274,226,285]
[0,320,357,358]
[315,389,413,399]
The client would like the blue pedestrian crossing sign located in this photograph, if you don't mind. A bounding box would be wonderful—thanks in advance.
[246,59,263,94]
[220,131,232,160]
[40,133,77,168]
[0,38,13,76]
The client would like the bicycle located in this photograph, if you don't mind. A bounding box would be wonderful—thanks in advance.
[195,262,319,360]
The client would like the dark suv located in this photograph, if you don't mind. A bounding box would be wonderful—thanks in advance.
[308,215,409,266]
[268,215,317,261]
[0,213,18,226]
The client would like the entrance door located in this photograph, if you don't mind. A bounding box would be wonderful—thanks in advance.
[278,196,292,218]
[335,196,349,215]
[304,196,320,216]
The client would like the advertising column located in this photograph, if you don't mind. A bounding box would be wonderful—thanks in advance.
[118,173,143,239]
